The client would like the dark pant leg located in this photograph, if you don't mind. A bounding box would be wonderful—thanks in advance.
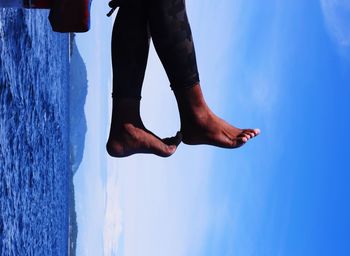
[148,0,200,91]
[111,1,150,100]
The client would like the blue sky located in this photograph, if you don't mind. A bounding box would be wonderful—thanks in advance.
[75,0,350,255]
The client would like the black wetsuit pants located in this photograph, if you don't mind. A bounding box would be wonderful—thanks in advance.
[111,0,200,100]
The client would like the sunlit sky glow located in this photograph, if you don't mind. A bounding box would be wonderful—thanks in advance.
[75,0,350,255]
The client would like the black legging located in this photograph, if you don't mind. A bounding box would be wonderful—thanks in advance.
[111,0,200,100]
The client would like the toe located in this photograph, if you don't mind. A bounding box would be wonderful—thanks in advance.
[162,131,183,147]
[244,128,260,136]
[238,132,251,140]
[246,131,255,139]
[160,144,177,157]
[235,133,248,142]
[151,140,177,157]
[242,129,259,138]
[254,128,261,135]
[232,137,247,148]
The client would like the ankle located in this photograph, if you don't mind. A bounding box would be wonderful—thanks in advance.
[174,83,205,105]
[174,83,211,121]
[112,98,142,124]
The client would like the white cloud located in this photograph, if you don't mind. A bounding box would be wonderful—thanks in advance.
[74,1,115,255]
[321,0,350,47]
[74,150,106,256]
[112,152,212,256]
[103,159,123,256]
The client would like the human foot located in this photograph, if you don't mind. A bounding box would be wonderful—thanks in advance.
[106,123,181,157]
[174,84,260,148]
[180,111,260,148]
[106,98,181,157]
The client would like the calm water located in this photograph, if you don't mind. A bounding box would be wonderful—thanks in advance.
[0,8,69,255]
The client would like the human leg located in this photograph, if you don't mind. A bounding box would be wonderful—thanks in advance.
[111,0,149,100]
[148,0,260,148]
[148,0,199,91]
[107,2,181,157]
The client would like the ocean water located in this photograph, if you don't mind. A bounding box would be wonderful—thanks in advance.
[0,8,69,256]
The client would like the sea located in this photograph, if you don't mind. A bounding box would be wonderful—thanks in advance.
[0,8,70,256]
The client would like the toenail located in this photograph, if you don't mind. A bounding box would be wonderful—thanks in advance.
[168,145,176,152]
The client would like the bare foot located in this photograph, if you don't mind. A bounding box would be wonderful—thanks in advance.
[106,98,181,157]
[174,84,260,148]
[181,110,260,148]
[106,123,181,157]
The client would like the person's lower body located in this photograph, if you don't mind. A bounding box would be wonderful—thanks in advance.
[107,0,260,158]
[107,0,182,157]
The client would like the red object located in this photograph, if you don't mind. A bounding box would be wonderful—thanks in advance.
[23,0,53,8]
[48,0,92,33]
[21,0,91,32]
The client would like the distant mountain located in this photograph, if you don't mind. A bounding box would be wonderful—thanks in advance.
[68,34,88,256]
[68,167,78,256]
[69,34,87,175]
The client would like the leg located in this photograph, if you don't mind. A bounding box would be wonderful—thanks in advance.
[111,1,149,100]
[148,0,260,148]
[107,2,181,157]
[148,0,199,90]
